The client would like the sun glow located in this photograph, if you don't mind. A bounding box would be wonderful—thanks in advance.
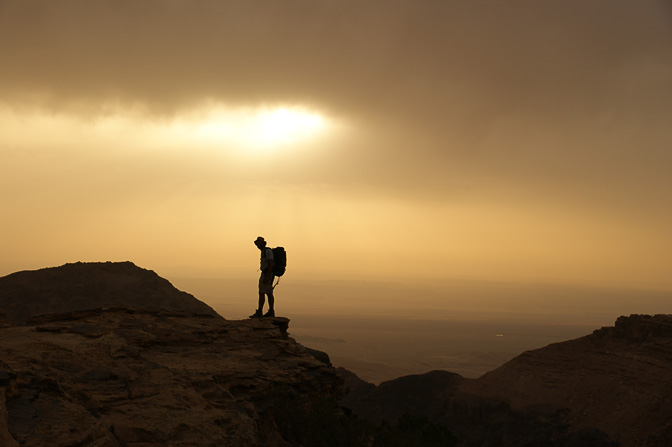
[181,105,329,151]
[255,107,326,145]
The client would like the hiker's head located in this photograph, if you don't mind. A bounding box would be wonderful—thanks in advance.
[254,236,266,248]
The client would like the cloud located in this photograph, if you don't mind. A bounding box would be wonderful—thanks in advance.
[0,0,669,112]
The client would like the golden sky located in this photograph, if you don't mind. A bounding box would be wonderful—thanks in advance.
[1,0,671,289]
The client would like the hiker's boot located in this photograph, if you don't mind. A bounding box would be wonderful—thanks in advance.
[263,309,275,318]
[249,309,263,318]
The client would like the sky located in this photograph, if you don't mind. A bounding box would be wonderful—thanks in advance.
[1,0,671,290]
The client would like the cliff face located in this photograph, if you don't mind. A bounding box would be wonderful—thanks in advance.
[0,307,339,447]
[0,262,219,325]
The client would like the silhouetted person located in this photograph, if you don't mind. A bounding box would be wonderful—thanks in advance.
[250,236,275,318]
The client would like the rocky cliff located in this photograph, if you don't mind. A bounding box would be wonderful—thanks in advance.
[0,306,341,446]
[0,262,219,325]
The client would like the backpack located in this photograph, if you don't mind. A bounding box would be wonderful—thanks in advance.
[271,247,287,277]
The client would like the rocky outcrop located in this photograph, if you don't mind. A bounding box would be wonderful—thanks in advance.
[0,306,342,446]
[0,262,219,325]
[596,313,672,341]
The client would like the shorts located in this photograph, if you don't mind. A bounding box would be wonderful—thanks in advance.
[258,271,275,294]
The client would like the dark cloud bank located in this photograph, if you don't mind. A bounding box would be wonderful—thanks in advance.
[1,0,671,212]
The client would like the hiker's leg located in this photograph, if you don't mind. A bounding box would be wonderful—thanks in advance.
[267,292,274,311]
[258,293,266,312]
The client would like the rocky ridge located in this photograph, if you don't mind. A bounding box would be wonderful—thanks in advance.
[0,262,219,325]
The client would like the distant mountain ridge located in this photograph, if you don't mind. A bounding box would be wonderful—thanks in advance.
[462,314,672,446]
[0,262,219,324]
[343,314,672,447]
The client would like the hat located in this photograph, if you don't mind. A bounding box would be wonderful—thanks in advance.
[254,236,266,245]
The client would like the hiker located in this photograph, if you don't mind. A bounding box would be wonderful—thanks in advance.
[250,236,275,318]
